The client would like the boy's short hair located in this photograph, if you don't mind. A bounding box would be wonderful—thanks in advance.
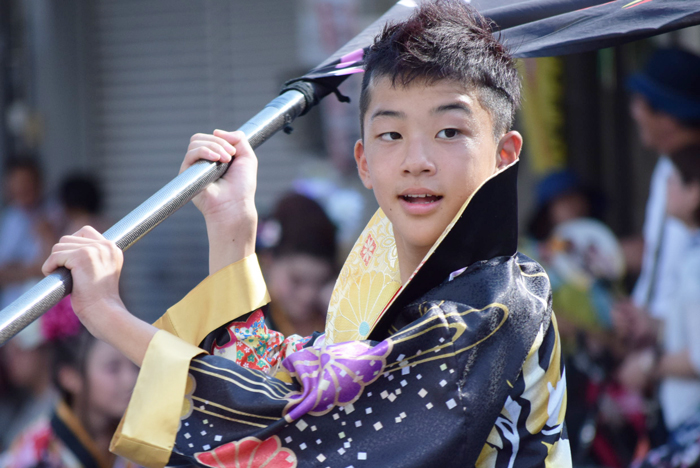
[670,144,700,224]
[359,0,521,139]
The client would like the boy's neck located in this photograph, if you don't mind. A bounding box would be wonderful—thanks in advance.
[396,239,430,284]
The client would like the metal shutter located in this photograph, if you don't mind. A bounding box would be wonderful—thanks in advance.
[85,0,319,322]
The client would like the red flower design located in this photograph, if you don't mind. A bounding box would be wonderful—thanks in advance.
[195,436,297,468]
[360,234,377,266]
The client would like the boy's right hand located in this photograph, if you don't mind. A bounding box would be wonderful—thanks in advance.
[181,130,258,273]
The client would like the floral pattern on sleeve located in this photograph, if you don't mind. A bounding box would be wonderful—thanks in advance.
[211,309,310,375]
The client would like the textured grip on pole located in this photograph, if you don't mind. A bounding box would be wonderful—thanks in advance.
[0,89,308,347]
[0,268,72,345]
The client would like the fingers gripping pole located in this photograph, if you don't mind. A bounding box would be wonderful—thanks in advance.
[0,89,308,347]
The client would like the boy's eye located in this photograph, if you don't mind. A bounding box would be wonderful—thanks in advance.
[437,128,460,139]
[379,132,402,141]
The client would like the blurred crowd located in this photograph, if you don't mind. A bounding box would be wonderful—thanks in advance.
[0,161,138,468]
[0,46,698,468]
[0,157,342,468]
[522,48,700,468]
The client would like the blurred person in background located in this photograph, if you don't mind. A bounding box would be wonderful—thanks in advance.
[523,170,617,346]
[0,297,140,468]
[622,145,700,468]
[614,48,700,351]
[0,321,57,452]
[524,170,636,466]
[0,172,107,452]
[54,174,107,236]
[257,192,338,337]
[525,170,600,243]
[0,159,53,309]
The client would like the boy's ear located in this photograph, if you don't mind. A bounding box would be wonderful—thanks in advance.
[354,139,373,190]
[496,131,523,170]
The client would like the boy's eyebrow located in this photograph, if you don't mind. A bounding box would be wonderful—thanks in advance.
[433,102,472,115]
[370,109,407,121]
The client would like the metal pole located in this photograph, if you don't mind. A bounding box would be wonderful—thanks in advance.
[0,89,308,346]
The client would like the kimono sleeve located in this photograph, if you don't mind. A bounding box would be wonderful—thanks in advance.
[110,254,271,468]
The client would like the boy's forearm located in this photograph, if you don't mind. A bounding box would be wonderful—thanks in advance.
[85,298,157,367]
[205,209,257,275]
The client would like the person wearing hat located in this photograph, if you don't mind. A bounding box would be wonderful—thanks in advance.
[614,48,700,349]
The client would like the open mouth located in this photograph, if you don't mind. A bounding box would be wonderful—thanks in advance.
[400,194,443,204]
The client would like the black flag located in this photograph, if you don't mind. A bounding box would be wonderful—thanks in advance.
[288,0,699,94]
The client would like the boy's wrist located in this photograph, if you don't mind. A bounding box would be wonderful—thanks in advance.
[82,297,156,366]
[79,296,130,343]
[201,199,257,226]
[206,214,258,275]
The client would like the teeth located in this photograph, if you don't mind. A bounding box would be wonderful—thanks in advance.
[405,194,428,198]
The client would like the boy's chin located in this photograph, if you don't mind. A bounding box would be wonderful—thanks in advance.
[398,231,443,255]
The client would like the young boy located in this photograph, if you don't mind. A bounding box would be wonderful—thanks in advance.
[42,1,570,467]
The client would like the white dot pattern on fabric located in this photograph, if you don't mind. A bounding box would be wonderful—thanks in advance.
[296,420,308,431]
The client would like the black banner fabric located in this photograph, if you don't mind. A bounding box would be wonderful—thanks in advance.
[298,0,700,85]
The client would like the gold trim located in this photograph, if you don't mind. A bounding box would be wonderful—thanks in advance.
[154,254,271,345]
[189,366,288,400]
[112,255,273,467]
[192,406,268,429]
[110,331,205,468]
[192,395,279,421]
[191,358,290,394]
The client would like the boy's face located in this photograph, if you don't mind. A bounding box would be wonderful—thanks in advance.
[355,77,521,258]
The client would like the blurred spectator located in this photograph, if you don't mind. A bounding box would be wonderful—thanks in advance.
[525,170,604,242]
[524,170,618,341]
[625,145,700,468]
[0,174,107,453]
[0,322,57,452]
[54,174,107,235]
[524,170,634,464]
[616,48,700,349]
[0,297,140,468]
[0,159,53,309]
[258,193,338,337]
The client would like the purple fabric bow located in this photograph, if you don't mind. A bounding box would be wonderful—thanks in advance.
[282,338,392,420]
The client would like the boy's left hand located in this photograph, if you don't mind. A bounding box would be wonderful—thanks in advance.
[42,226,125,339]
[42,225,157,366]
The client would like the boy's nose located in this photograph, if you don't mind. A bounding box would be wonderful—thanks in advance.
[401,140,436,175]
